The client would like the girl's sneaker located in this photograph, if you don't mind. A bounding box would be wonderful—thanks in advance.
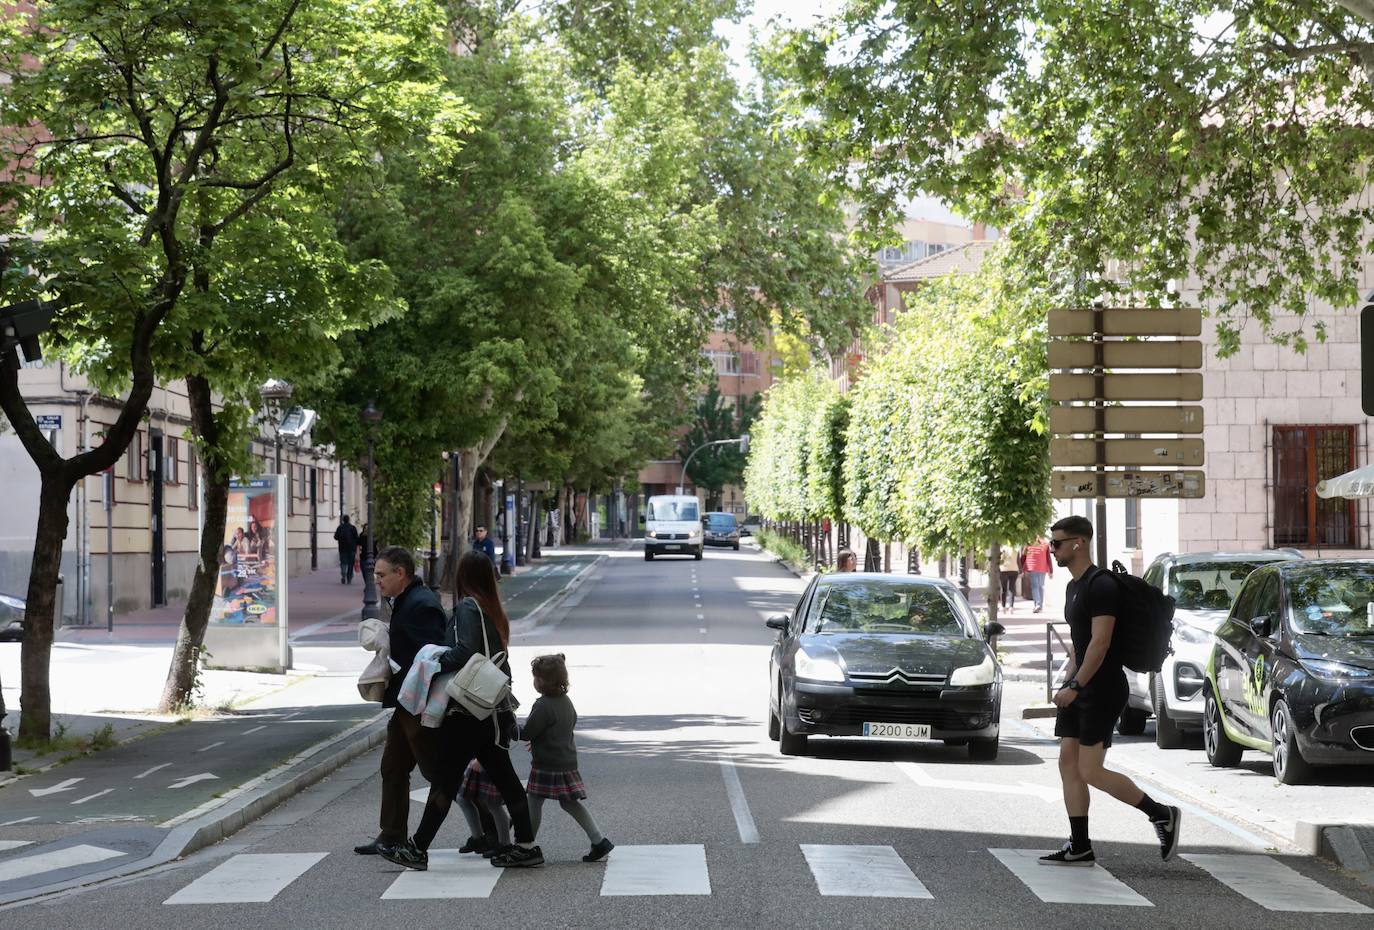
[459,835,492,855]
[492,845,544,868]
[583,838,615,862]
[482,844,515,860]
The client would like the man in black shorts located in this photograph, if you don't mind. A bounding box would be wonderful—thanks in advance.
[1041,515,1182,865]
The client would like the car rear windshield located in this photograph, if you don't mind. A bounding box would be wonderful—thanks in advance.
[1169,561,1273,611]
[1286,566,1374,636]
[706,514,737,529]
[648,500,699,521]
[809,582,971,636]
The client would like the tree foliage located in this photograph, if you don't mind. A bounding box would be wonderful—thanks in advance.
[743,369,836,522]
[783,1,1374,353]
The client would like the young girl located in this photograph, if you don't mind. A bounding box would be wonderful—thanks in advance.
[519,654,614,862]
[454,759,511,856]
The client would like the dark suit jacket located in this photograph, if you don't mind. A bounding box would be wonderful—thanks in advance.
[383,578,448,708]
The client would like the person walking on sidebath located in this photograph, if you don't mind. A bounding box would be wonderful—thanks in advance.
[333,515,359,584]
[1042,515,1181,866]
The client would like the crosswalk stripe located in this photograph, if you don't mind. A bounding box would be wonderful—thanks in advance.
[0,844,125,884]
[1182,853,1373,913]
[989,848,1151,907]
[0,841,34,853]
[381,850,501,899]
[601,845,710,896]
[164,853,327,904]
[800,845,933,899]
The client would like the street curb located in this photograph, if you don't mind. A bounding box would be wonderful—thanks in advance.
[744,539,813,581]
[0,710,388,907]
[509,551,611,636]
[1296,821,1374,882]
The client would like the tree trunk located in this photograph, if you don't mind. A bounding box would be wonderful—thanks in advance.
[159,373,227,711]
[18,472,77,739]
[986,542,1001,625]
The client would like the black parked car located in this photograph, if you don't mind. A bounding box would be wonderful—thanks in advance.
[703,512,741,549]
[1205,560,1374,784]
[0,591,25,641]
[767,572,1005,760]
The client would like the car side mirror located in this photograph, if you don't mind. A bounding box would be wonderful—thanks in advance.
[638,514,646,526]
[1248,615,1273,638]
[765,614,789,634]
[984,621,1005,640]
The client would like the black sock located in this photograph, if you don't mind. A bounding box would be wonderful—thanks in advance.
[1135,793,1169,821]
[1069,815,1090,851]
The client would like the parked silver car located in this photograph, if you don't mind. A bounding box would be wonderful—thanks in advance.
[0,591,26,641]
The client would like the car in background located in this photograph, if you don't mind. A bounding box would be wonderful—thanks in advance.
[1204,559,1374,784]
[641,494,703,560]
[0,591,25,641]
[1133,550,1303,746]
[767,572,1005,760]
[703,512,741,550]
[739,515,761,537]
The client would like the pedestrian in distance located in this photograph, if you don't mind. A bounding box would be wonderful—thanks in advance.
[379,550,542,872]
[518,653,614,863]
[354,547,449,858]
[473,524,497,570]
[358,523,372,570]
[1041,515,1181,866]
[333,514,359,584]
[998,544,1019,610]
[836,549,858,572]
[1022,535,1053,613]
[454,759,512,856]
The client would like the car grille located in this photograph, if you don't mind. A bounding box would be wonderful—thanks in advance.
[799,706,990,729]
[1352,726,1374,752]
[849,670,948,687]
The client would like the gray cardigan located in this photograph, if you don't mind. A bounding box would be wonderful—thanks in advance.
[517,694,579,771]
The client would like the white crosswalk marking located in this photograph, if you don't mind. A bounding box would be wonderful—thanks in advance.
[164,853,327,904]
[1183,853,1373,913]
[382,850,502,899]
[601,845,710,896]
[0,841,34,853]
[800,845,933,899]
[0,844,126,884]
[989,848,1152,906]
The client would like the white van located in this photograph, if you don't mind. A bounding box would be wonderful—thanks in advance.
[642,494,703,561]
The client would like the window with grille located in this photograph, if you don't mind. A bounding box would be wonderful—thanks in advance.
[126,431,144,482]
[1272,425,1358,547]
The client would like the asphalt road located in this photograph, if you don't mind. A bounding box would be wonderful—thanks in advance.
[4,544,1373,928]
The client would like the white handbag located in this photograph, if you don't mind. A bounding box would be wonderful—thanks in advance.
[444,598,511,720]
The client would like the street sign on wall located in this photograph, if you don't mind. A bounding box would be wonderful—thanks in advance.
[1050,438,1206,468]
[1053,470,1206,499]
[1049,405,1204,435]
[1048,341,1204,370]
[1048,308,1203,337]
[1050,372,1203,402]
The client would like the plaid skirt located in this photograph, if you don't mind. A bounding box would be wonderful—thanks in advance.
[460,761,502,803]
[526,767,587,800]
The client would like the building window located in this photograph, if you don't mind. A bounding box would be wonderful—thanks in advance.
[126,430,144,482]
[165,437,180,485]
[188,445,199,510]
[1273,425,1357,548]
[704,350,741,375]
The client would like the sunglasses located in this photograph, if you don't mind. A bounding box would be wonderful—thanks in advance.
[1048,537,1082,550]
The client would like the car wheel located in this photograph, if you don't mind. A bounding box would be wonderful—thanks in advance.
[644,550,654,561]
[1117,707,1148,736]
[778,697,808,756]
[733,542,740,551]
[1154,675,1185,750]
[1271,699,1313,785]
[768,684,781,741]
[694,548,704,560]
[968,737,999,761]
[1203,687,1243,767]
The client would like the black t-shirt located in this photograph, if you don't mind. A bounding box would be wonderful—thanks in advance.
[1064,569,1123,668]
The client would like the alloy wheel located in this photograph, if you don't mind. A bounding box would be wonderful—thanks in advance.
[1272,703,1290,779]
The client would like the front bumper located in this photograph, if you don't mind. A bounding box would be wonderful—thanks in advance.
[1288,679,1374,765]
[789,680,1001,740]
[704,534,739,547]
[646,539,701,555]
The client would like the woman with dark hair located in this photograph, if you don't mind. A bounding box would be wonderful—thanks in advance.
[380,550,542,872]
[246,515,269,560]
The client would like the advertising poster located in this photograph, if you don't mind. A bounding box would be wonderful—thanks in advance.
[211,478,280,626]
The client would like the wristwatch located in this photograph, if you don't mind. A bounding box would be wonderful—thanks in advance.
[1063,679,1081,691]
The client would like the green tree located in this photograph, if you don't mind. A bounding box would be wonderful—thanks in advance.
[744,369,831,522]
[783,1,1374,353]
[680,384,760,509]
[805,391,850,523]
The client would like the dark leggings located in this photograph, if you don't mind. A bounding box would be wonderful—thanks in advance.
[413,712,532,850]
[1000,571,1018,606]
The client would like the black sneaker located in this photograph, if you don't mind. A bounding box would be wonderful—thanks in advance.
[483,844,515,860]
[353,838,389,856]
[379,839,428,871]
[492,845,544,868]
[459,835,493,855]
[1152,806,1182,861]
[1039,841,1095,866]
[583,838,615,862]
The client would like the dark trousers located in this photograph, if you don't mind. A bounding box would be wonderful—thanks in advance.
[1000,571,1018,607]
[378,707,444,844]
[412,712,533,851]
[339,549,355,583]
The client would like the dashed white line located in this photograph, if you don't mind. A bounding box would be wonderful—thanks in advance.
[134,763,173,780]
[717,756,759,844]
[196,741,225,753]
[242,725,267,735]
[0,817,38,827]
[71,789,114,805]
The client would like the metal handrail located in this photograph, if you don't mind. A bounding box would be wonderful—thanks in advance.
[1044,621,1073,703]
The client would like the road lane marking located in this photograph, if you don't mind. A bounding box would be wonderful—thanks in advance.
[0,844,125,883]
[896,762,1059,802]
[601,845,710,896]
[381,850,502,899]
[410,788,429,802]
[800,845,933,898]
[28,777,82,797]
[990,848,1151,906]
[0,841,33,852]
[242,725,267,735]
[70,789,114,805]
[696,614,704,620]
[698,628,707,634]
[133,763,173,780]
[169,773,218,789]
[196,741,224,753]
[717,757,759,844]
[1182,854,1372,913]
[281,711,302,719]
[164,852,327,904]
[0,818,38,827]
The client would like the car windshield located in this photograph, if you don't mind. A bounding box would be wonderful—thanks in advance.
[811,581,971,636]
[1286,566,1374,636]
[648,500,699,521]
[706,514,737,529]
[1169,561,1274,611]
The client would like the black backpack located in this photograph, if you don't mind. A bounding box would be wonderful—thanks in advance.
[1093,561,1175,673]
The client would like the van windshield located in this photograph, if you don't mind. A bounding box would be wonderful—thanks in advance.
[648,500,699,521]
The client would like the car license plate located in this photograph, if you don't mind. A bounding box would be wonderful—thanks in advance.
[862,722,931,740]
[664,544,680,550]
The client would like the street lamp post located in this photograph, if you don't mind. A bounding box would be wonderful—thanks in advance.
[360,401,382,621]
[259,380,293,475]
[678,434,750,496]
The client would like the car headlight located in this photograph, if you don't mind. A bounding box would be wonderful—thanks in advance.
[949,654,997,686]
[1173,622,1211,645]
[795,648,846,683]
[646,531,658,539]
[1303,659,1374,681]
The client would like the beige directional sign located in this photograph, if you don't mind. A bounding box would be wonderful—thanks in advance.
[1049,405,1204,435]
[1049,308,1203,337]
[1050,438,1205,468]
[1048,341,1204,370]
[1053,470,1207,499]
[1050,372,1203,402]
